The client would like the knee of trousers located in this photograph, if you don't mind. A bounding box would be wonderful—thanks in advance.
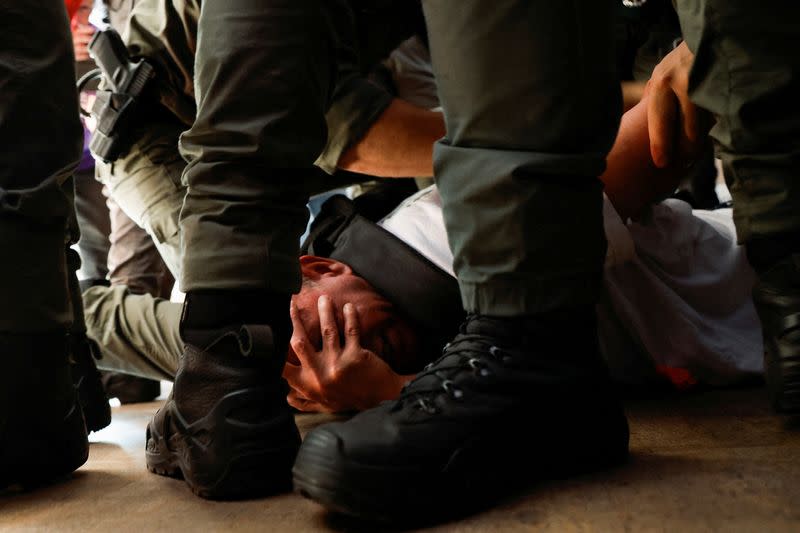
[96,151,185,269]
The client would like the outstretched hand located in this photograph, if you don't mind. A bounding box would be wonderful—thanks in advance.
[283,295,407,413]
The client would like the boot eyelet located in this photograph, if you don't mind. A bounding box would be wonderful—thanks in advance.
[489,346,511,365]
[468,358,492,378]
[442,380,463,399]
[416,398,438,414]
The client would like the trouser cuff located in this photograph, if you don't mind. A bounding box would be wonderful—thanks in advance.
[459,274,604,316]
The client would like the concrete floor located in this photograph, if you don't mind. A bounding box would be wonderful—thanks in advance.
[2,386,800,532]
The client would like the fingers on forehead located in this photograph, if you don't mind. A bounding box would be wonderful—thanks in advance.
[289,300,303,327]
[343,303,360,337]
[290,303,315,354]
[318,295,341,344]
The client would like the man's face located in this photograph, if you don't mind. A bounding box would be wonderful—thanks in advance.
[289,256,419,372]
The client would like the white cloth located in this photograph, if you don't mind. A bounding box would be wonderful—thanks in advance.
[379,186,762,384]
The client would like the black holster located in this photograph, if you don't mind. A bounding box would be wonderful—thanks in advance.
[87,29,155,163]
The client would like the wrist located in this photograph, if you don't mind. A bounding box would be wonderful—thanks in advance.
[360,372,414,410]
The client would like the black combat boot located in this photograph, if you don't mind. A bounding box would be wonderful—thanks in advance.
[752,254,800,412]
[1,333,89,489]
[70,333,111,433]
[145,324,301,499]
[293,310,629,523]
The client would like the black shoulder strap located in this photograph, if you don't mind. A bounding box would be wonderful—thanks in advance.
[304,195,464,356]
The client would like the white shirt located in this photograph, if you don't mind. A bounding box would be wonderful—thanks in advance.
[379,186,762,384]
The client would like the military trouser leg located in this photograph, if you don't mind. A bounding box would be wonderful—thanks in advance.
[0,1,83,333]
[179,0,335,292]
[84,286,181,381]
[422,0,620,315]
[675,0,800,242]
[96,119,186,281]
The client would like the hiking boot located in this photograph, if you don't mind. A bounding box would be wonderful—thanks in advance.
[70,333,111,433]
[1,333,89,489]
[145,325,301,499]
[753,254,800,412]
[101,372,161,404]
[293,311,629,523]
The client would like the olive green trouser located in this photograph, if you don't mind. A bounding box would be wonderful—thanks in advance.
[675,0,800,242]
[116,0,411,294]
[84,286,181,380]
[94,117,371,286]
[423,0,620,314]
[74,166,174,297]
[0,0,84,334]
[95,120,186,281]
[177,0,351,294]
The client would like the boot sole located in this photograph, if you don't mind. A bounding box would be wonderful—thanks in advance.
[293,430,415,522]
[145,389,300,500]
[293,425,629,524]
[146,429,297,499]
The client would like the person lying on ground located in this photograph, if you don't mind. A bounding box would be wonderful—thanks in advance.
[83,91,761,412]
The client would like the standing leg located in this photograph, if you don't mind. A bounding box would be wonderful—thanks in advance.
[144,0,338,499]
[0,0,89,487]
[293,0,628,521]
[72,168,118,429]
[675,0,800,411]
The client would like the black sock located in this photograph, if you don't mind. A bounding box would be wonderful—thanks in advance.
[181,289,291,347]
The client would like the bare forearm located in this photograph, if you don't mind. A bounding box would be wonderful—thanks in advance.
[338,98,444,178]
[601,95,688,220]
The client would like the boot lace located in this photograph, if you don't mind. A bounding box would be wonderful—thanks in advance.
[393,321,517,414]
